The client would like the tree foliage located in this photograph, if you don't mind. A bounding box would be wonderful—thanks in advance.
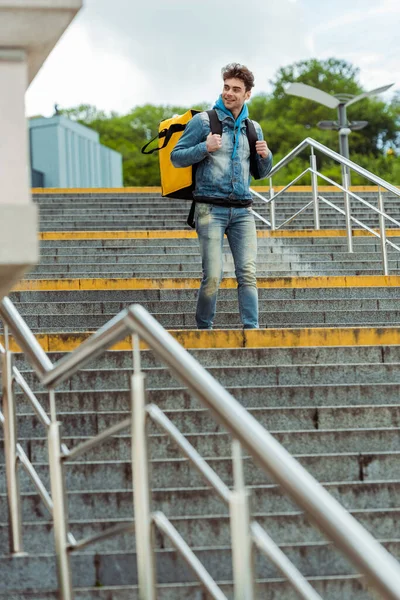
[59,58,400,186]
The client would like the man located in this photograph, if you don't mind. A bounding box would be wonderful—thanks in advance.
[171,63,272,329]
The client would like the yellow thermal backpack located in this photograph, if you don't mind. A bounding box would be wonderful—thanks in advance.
[141,109,260,200]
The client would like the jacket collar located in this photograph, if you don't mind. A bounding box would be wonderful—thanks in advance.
[214,107,247,127]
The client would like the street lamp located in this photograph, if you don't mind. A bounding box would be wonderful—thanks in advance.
[284,82,394,163]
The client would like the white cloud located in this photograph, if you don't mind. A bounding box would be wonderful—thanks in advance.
[25,19,149,116]
[25,0,399,117]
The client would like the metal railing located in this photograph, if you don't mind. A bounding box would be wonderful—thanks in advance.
[250,137,400,275]
[2,297,400,599]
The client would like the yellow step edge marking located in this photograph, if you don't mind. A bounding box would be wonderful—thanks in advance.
[3,327,400,352]
[39,230,198,240]
[12,275,400,292]
[38,229,400,240]
[32,185,400,194]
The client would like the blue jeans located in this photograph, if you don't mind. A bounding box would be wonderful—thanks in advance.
[195,203,258,329]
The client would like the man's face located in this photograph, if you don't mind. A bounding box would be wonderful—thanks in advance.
[222,77,251,113]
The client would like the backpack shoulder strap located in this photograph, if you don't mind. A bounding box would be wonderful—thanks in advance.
[206,109,222,135]
[245,118,261,179]
[186,109,222,228]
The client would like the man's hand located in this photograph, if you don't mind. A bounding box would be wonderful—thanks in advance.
[256,140,270,158]
[206,133,222,153]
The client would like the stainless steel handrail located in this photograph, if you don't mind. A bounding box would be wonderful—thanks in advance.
[269,137,400,197]
[148,403,321,599]
[248,137,400,274]
[69,522,134,553]
[13,367,51,429]
[4,300,400,598]
[251,522,323,600]
[147,403,231,505]
[319,195,386,242]
[251,168,311,205]
[0,297,53,377]
[63,417,131,462]
[277,200,313,230]
[152,511,228,600]
[310,168,400,228]
[16,444,53,515]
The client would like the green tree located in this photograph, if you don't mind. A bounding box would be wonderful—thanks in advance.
[248,58,400,185]
[58,59,399,186]
[61,103,210,186]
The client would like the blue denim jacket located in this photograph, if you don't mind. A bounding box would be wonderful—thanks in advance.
[170,107,273,205]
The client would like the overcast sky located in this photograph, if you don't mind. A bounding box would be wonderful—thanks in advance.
[25,0,400,117]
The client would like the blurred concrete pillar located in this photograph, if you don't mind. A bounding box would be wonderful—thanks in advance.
[0,1,82,300]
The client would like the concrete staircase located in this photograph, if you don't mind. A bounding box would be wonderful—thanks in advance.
[2,188,400,598]
[35,190,400,231]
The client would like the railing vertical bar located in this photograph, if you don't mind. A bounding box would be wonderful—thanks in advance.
[378,187,389,275]
[1,341,24,554]
[132,333,141,374]
[342,169,353,253]
[131,335,157,599]
[230,440,255,600]
[269,178,276,230]
[49,388,57,424]
[48,391,73,600]
[310,149,320,230]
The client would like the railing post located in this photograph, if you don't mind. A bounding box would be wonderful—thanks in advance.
[131,334,157,600]
[310,149,320,230]
[1,326,24,554]
[342,169,353,253]
[378,187,389,276]
[230,440,255,600]
[269,177,276,230]
[48,390,73,600]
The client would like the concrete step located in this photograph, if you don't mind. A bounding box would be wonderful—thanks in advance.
[3,479,400,522]
[8,427,400,464]
[11,362,400,391]
[10,286,400,303]
[28,264,399,275]
[12,346,400,370]
[2,451,400,492]
[35,237,400,249]
[36,251,398,264]
[36,251,399,263]
[4,309,400,330]
[10,363,400,390]
[5,401,400,439]
[36,206,400,216]
[1,540,399,589]
[12,381,400,412]
[23,269,400,280]
[35,212,400,225]
[0,575,370,600]
[9,298,400,317]
[32,254,400,274]
[6,346,395,369]
[3,508,399,553]
[36,222,400,231]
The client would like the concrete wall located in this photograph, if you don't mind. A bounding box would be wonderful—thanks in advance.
[29,115,123,188]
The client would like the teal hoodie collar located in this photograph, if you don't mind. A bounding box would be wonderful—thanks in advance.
[213,95,249,158]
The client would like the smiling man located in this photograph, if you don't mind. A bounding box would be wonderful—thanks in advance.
[171,63,273,329]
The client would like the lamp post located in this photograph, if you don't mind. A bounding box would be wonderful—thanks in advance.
[285,82,394,184]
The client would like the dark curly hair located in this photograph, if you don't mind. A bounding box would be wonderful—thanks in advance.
[221,63,255,92]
